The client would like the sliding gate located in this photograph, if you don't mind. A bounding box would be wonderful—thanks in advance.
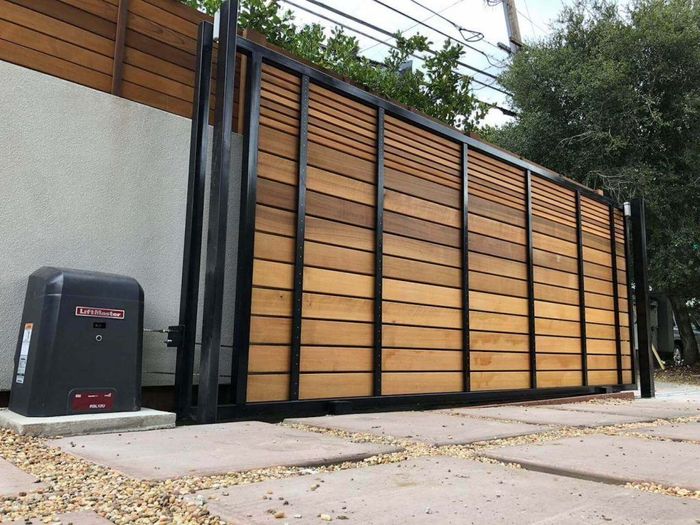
[174,1,651,423]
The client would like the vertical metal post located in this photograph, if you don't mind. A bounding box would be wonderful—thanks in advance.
[525,170,537,388]
[373,108,384,397]
[461,143,470,392]
[230,52,262,405]
[197,0,238,424]
[289,75,310,401]
[575,191,588,385]
[630,198,654,397]
[174,21,213,421]
[623,209,637,384]
[609,206,623,384]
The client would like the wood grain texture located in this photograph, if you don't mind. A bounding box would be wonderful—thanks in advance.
[247,374,289,402]
[383,349,462,371]
[299,373,373,399]
[536,371,583,388]
[382,372,463,394]
[471,371,530,391]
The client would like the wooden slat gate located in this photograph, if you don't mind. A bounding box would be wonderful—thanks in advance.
[0,0,653,422]
[171,2,647,424]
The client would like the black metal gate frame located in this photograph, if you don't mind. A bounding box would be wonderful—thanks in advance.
[177,3,650,423]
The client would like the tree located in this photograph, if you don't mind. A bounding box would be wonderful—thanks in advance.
[486,0,700,364]
[181,0,487,130]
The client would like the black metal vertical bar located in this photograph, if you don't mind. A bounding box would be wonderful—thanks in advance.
[230,52,262,405]
[461,143,470,392]
[174,21,213,421]
[575,191,589,385]
[373,108,384,397]
[609,206,623,385]
[197,0,238,424]
[525,170,537,388]
[289,75,310,401]
[631,198,654,397]
[623,208,637,384]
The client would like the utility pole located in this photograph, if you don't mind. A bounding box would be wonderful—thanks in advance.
[501,0,523,54]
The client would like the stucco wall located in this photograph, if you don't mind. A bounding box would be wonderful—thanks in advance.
[0,60,241,391]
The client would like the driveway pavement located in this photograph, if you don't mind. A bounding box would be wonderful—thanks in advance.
[0,381,698,524]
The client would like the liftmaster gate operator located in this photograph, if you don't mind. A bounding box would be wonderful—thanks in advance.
[10,267,144,417]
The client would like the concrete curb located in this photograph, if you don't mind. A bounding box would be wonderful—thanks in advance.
[0,408,175,437]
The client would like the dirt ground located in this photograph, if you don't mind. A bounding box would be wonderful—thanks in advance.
[656,364,700,386]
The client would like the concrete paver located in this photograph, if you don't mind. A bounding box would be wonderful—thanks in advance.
[52,422,400,480]
[445,405,647,426]
[636,421,700,441]
[548,401,700,420]
[634,398,700,411]
[0,457,42,497]
[486,434,700,490]
[194,456,700,524]
[651,381,700,403]
[285,411,548,445]
[9,511,112,524]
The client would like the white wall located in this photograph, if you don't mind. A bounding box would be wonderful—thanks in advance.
[0,61,241,391]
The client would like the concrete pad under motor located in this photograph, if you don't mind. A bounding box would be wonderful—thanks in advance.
[547,401,700,420]
[0,408,175,437]
[52,421,400,480]
[0,457,43,497]
[285,411,549,445]
[636,421,700,442]
[193,456,700,524]
[444,405,647,427]
[485,434,700,490]
[8,511,112,524]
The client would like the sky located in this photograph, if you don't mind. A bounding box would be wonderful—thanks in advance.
[279,0,573,127]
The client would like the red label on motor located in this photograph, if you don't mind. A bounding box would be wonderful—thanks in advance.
[75,306,125,320]
[70,391,115,412]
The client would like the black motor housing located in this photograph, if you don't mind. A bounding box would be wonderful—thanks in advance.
[9,267,144,417]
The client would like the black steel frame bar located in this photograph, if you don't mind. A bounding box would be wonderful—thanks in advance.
[216,385,626,420]
[174,21,213,421]
[289,75,310,401]
[525,170,536,388]
[609,206,623,384]
[461,143,470,391]
[230,51,263,405]
[623,210,637,383]
[235,38,618,210]
[575,191,589,385]
[196,0,238,424]
[373,108,385,396]
[631,198,654,397]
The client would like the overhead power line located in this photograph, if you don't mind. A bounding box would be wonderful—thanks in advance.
[407,0,508,54]
[369,0,508,69]
[299,0,505,83]
[360,0,467,54]
[279,0,516,114]
[407,0,483,42]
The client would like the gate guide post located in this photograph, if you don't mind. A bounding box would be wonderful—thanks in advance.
[174,20,214,421]
[197,0,239,423]
[630,198,654,398]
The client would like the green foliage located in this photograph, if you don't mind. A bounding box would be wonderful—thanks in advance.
[181,0,486,130]
[181,0,222,15]
[487,0,700,298]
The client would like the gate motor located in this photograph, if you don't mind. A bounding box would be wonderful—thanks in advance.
[9,267,144,417]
